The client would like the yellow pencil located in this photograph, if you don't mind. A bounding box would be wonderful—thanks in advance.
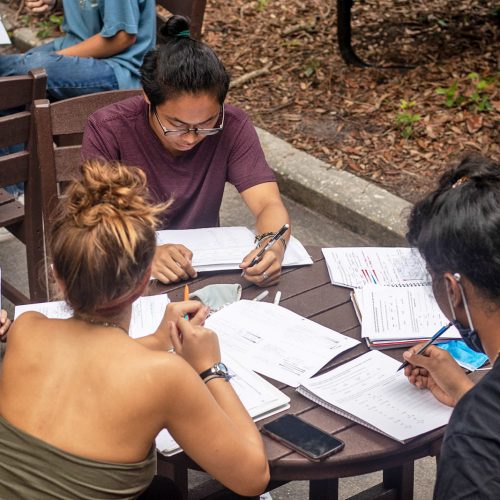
[184,284,190,320]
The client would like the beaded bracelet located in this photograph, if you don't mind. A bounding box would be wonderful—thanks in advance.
[254,232,287,251]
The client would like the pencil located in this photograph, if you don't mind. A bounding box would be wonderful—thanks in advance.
[184,284,190,320]
[397,322,453,372]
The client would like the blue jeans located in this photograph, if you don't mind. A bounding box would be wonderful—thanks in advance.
[0,40,119,101]
[1,41,119,194]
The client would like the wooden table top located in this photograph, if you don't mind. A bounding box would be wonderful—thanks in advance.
[153,246,444,482]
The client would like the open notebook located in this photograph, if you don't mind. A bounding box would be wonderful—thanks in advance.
[352,285,460,349]
[156,226,312,272]
[297,350,453,443]
[322,247,429,289]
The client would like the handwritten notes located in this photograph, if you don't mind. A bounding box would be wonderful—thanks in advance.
[322,247,429,289]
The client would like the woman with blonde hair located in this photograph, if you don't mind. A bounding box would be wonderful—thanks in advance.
[0,160,269,499]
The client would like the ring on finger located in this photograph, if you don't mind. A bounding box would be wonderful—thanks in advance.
[262,271,270,281]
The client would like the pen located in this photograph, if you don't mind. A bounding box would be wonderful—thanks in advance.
[274,291,281,305]
[397,322,453,372]
[248,224,290,268]
[253,290,269,302]
[183,284,190,320]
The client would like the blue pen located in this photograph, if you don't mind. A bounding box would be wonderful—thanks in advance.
[397,322,453,372]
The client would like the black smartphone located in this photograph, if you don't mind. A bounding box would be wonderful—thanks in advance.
[261,414,345,462]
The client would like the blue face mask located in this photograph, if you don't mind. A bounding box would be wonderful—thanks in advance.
[450,318,485,353]
[447,273,485,354]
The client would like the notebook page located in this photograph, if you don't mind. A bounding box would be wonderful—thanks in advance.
[359,285,460,341]
[322,247,429,288]
[206,300,359,387]
[298,350,453,442]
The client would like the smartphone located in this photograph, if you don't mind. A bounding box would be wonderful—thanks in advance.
[261,414,345,462]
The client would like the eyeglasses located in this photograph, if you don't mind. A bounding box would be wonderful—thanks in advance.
[153,105,225,137]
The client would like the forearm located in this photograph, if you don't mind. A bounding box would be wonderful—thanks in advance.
[57,32,136,59]
[206,378,265,448]
[255,202,291,246]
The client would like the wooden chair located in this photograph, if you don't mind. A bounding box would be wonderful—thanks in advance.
[156,0,207,40]
[0,68,47,304]
[33,89,142,298]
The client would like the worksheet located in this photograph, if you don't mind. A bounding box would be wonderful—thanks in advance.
[156,226,313,271]
[14,294,170,338]
[322,247,429,289]
[206,300,360,387]
[359,285,460,341]
[297,350,453,442]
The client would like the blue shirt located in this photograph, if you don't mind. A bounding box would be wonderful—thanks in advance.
[52,0,156,89]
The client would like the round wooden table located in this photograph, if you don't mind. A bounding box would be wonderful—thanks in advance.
[154,247,447,500]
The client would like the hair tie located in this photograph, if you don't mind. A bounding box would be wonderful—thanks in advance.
[176,30,190,38]
[451,176,470,189]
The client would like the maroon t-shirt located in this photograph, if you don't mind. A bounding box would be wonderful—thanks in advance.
[81,96,276,229]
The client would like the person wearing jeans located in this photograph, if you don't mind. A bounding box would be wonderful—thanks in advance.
[0,0,156,198]
[0,0,156,100]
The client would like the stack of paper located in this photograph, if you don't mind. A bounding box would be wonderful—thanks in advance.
[322,247,458,349]
[297,350,453,443]
[156,226,313,272]
[206,300,360,387]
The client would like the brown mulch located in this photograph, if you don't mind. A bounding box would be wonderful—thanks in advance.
[204,0,499,203]
[3,1,498,202]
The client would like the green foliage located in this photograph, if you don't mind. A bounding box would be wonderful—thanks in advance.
[395,100,421,139]
[436,73,495,112]
[435,81,465,108]
[256,0,269,12]
[302,58,321,78]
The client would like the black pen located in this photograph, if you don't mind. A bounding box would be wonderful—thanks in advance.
[397,322,453,372]
[248,223,290,268]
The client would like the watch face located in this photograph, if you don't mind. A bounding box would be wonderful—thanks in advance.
[214,362,229,375]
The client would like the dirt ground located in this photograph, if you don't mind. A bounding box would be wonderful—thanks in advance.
[204,0,499,202]
[3,0,499,203]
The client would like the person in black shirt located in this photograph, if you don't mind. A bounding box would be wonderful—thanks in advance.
[402,153,500,499]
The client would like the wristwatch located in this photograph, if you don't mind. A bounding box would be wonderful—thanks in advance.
[199,362,231,383]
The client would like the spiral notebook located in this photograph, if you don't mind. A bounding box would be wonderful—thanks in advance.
[297,350,453,443]
[322,247,430,289]
[352,285,461,348]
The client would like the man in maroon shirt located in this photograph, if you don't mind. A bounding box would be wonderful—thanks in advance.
[82,16,290,287]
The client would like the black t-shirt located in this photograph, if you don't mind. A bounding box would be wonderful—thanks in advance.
[434,357,500,499]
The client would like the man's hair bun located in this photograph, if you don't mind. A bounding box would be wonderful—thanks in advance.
[159,15,191,42]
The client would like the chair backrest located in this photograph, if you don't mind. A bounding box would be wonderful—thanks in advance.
[33,89,142,299]
[0,68,47,304]
[156,0,207,39]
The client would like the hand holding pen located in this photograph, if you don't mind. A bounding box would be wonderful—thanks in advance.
[240,223,290,287]
[401,322,474,407]
[397,322,452,372]
[248,224,290,268]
